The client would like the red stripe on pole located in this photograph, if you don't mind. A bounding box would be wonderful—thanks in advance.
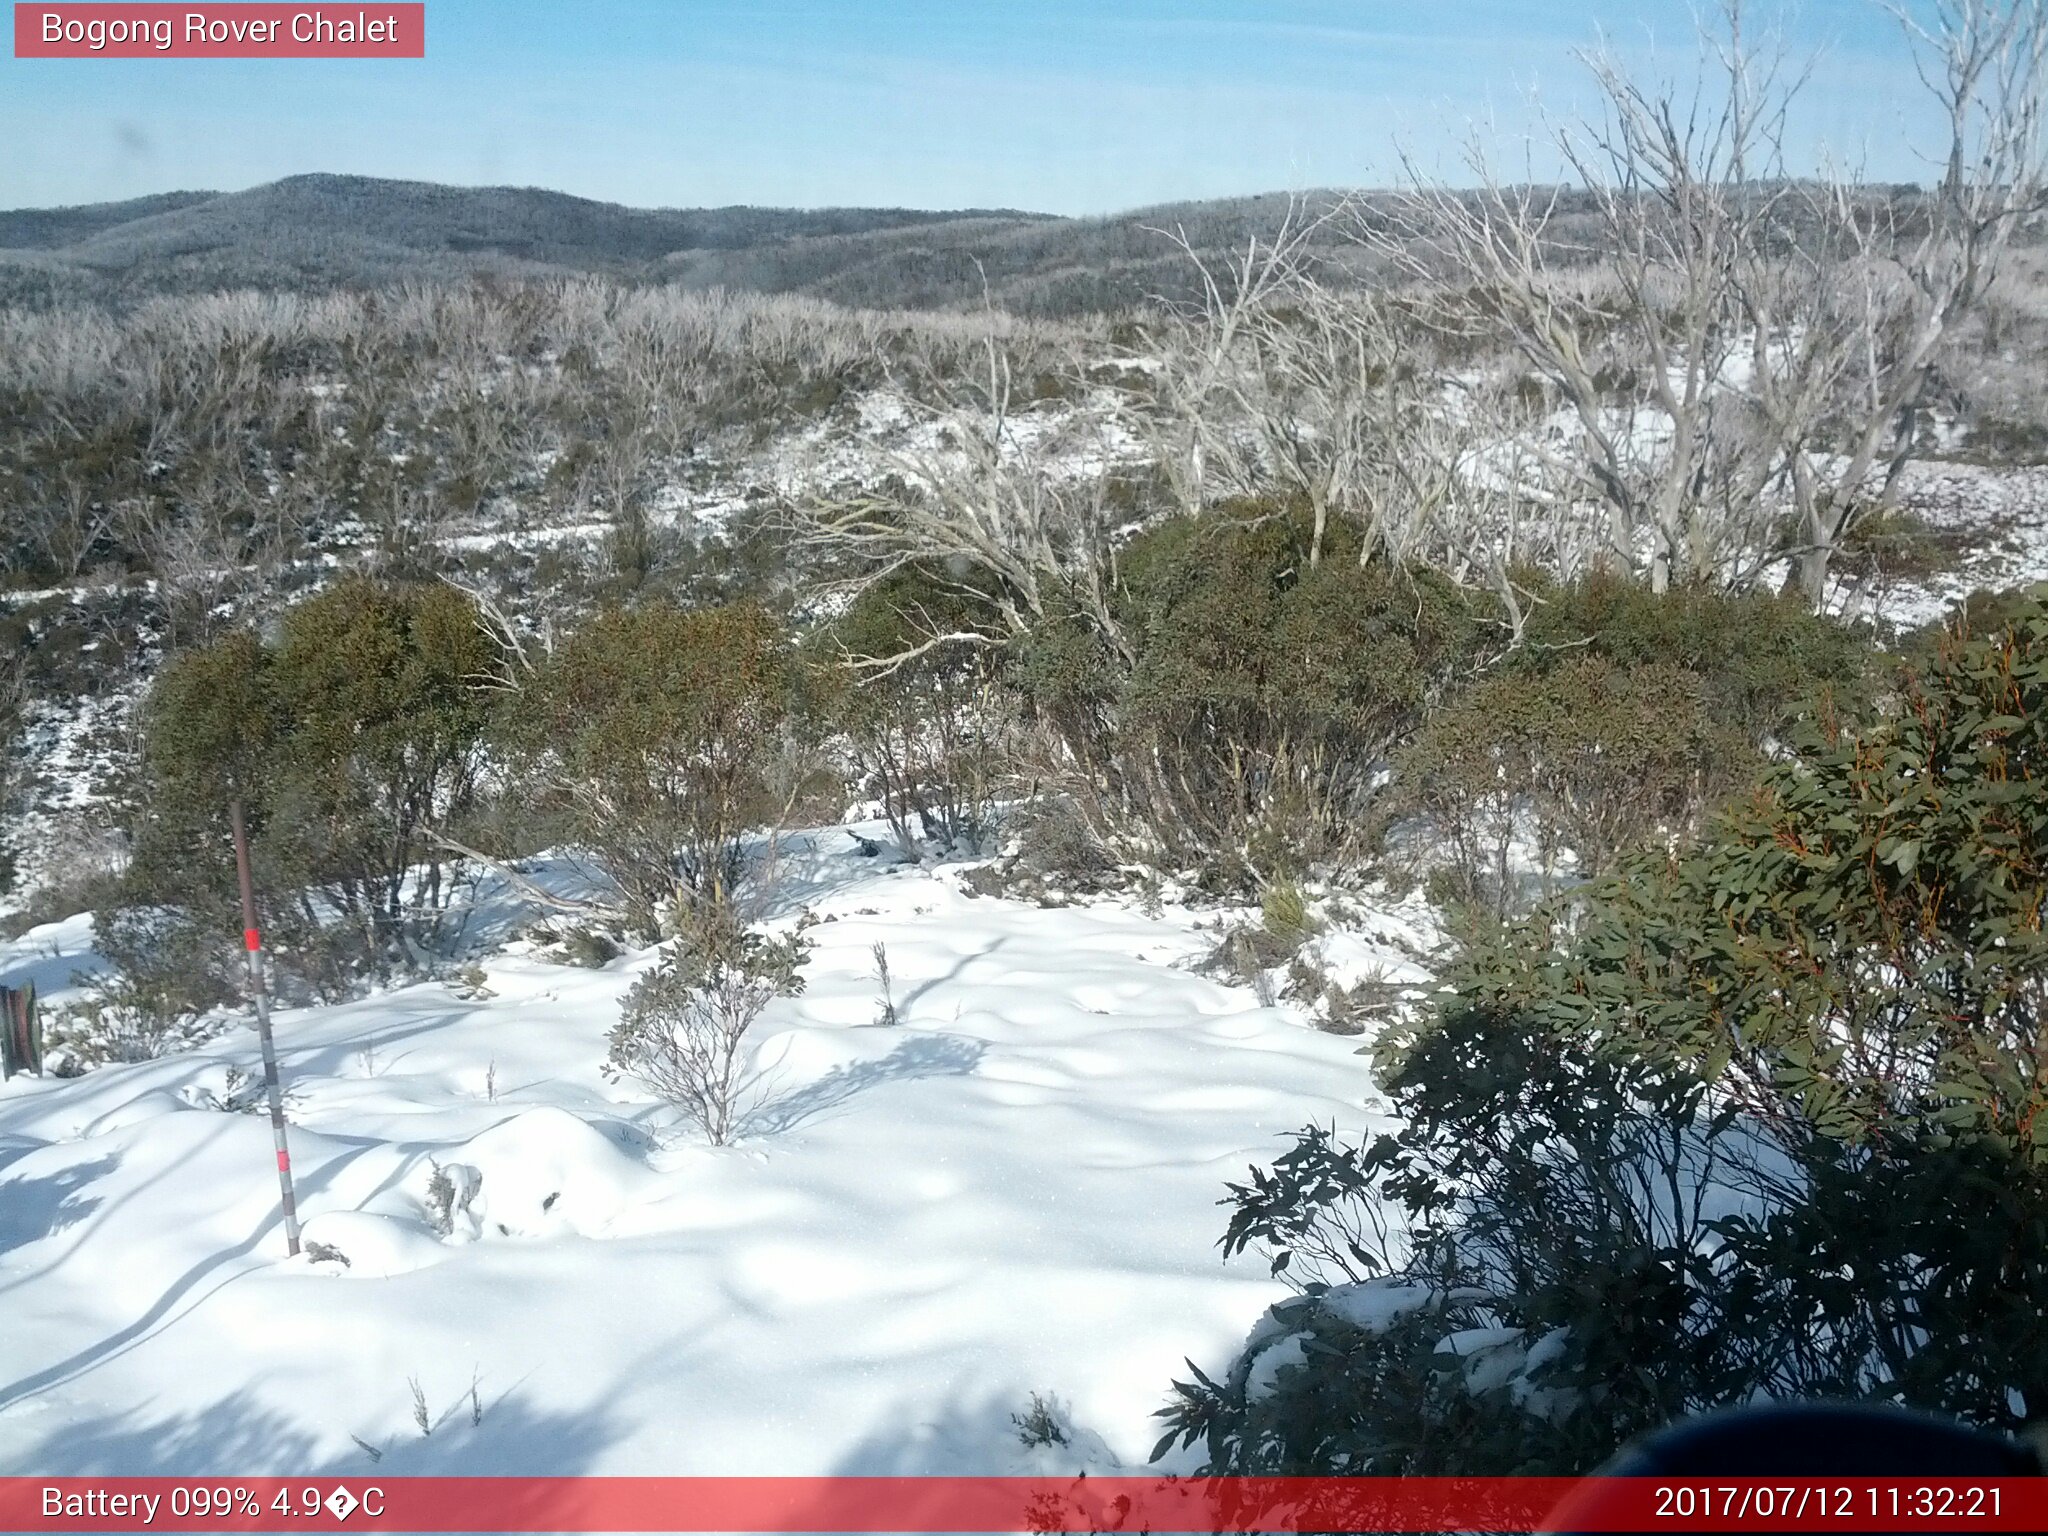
[243,927,262,951]
[275,1150,290,1172]
[2,1477,2043,1532]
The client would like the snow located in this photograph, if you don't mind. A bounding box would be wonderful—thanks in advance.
[5,348,2039,1479]
[1317,1280,1448,1334]
[0,911,107,1012]
[1847,461,2048,630]
[1436,1326,1527,1394]
[0,829,1393,1476]
[1302,890,1438,995]
[1241,1335,1308,1402]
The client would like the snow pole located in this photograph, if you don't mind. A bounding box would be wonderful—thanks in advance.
[230,797,302,1257]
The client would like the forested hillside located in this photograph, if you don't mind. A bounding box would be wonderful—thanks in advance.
[0,174,1330,314]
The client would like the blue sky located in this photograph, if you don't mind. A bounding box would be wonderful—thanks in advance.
[1,1,1942,215]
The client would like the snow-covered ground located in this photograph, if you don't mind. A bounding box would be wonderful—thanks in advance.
[1842,460,2048,629]
[0,830,1411,1478]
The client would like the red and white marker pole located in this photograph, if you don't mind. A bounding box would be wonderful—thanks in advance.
[230,798,302,1258]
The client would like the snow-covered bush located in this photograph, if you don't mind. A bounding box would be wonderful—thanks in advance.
[181,1063,297,1114]
[423,1159,483,1238]
[531,923,620,970]
[1012,1391,1073,1449]
[1157,1276,1576,1475]
[48,983,221,1070]
[605,915,809,1145]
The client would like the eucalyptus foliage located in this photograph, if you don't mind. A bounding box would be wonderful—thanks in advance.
[1161,596,2048,1475]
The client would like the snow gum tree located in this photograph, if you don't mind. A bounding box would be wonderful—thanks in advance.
[1361,0,2048,604]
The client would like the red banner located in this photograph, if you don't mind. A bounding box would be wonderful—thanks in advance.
[2,1476,2044,1532]
[13,5,424,58]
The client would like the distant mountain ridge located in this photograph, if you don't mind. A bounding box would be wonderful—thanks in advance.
[0,173,1353,316]
[0,190,222,250]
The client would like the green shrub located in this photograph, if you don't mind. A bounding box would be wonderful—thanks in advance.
[599,502,682,599]
[1963,414,2048,464]
[1010,794,1120,894]
[822,566,1014,858]
[540,924,621,969]
[1913,583,2047,651]
[1259,880,1321,952]
[269,574,496,921]
[516,601,807,934]
[1020,502,1476,885]
[1397,575,1878,926]
[104,578,496,1006]
[1164,598,2048,1474]
[1514,571,1875,743]
[1832,505,1957,587]
[1400,656,1745,925]
[101,629,289,1013]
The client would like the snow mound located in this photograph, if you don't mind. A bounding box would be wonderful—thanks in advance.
[299,1211,453,1278]
[457,1107,656,1240]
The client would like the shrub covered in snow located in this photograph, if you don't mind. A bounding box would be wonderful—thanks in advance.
[47,983,224,1070]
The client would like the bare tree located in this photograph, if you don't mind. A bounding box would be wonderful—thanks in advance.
[1421,378,1617,641]
[0,648,26,819]
[791,326,1133,668]
[1121,204,1328,533]
[583,425,677,592]
[11,446,121,582]
[1360,4,1809,593]
[1359,0,2048,604]
[133,501,248,649]
[1131,204,1463,570]
[1127,197,1614,637]
[1780,0,2048,599]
